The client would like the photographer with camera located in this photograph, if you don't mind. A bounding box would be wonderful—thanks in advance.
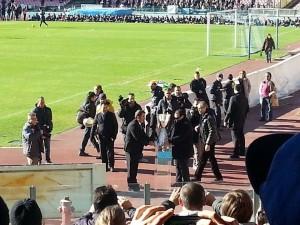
[118,93,142,139]
[32,96,53,163]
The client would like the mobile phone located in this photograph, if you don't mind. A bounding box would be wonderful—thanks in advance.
[164,215,200,225]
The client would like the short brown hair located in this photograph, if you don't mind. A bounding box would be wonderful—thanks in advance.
[95,205,126,225]
[221,189,253,223]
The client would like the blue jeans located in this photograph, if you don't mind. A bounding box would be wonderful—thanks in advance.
[265,50,272,63]
[261,97,272,121]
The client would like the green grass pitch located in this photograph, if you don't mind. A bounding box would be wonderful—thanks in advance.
[0,21,299,146]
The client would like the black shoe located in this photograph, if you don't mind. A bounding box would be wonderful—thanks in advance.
[214,178,223,182]
[79,152,89,156]
[96,156,101,159]
[128,184,140,192]
[191,178,201,182]
[230,154,239,159]
[46,160,53,163]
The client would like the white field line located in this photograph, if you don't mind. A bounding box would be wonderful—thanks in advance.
[0,55,205,120]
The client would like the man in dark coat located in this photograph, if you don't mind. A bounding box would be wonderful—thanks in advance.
[190,69,209,105]
[124,110,149,191]
[262,33,275,63]
[149,81,164,107]
[22,112,44,165]
[118,93,142,137]
[173,86,192,110]
[210,73,224,129]
[91,101,118,171]
[223,74,234,115]
[169,109,193,183]
[224,84,249,158]
[194,101,223,182]
[79,92,100,156]
[33,96,53,163]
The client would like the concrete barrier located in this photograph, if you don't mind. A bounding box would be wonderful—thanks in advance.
[0,163,106,218]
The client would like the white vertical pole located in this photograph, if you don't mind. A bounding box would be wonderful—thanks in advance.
[234,9,237,48]
[206,13,211,56]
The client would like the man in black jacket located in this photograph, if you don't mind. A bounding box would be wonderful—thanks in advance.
[194,101,223,182]
[79,92,100,156]
[210,73,224,129]
[33,97,53,163]
[190,69,209,105]
[149,81,164,108]
[169,109,193,184]
[262,33,275,63]
[124,110,149,191]
[118,93,142,137]
[224,84,249,158]
[223,74,234,115]
[173,86,192,110]
[91,102,118,171]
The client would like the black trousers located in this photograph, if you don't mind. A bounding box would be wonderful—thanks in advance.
[223,98,230,115]
[194,143,222,180]
[125,152,139,185]
[43,136,51,161]
[80,127,100,153]
[175,158,190,182]
[231,127,245,156]
[212,102,222,128]
[40,18,48,26]
[99,137,114,168]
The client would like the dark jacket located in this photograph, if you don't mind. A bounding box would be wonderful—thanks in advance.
[174,93,192,110]
[33,105,53,135]
[262,37,275,52]
[73,212,96,225]
[124,120,149,156]
[169,117,193,159]
[118,101,142,134]
[22,122,44,158]
[190,78,208,100]
[199,112,219,145]
[91,111,118,141]
[84,100,97,118]
[223,80,235,100]
[151,86,164,107]
[157,96,179,115]
[186,107,201,144]
[210,80,223,104]
[224,93,249,130]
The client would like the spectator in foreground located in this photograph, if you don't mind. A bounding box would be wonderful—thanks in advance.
[0,196,9,225]
[75,185,118,225]
[246,133,300,225]
[95,205,126,225]
[10,198,42,225]
[212,189,254,224]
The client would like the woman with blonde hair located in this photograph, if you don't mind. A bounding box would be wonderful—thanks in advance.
[95,205,126,225]
[217,189,254,224]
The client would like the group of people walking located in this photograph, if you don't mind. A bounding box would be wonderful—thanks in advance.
[22,67,278,191]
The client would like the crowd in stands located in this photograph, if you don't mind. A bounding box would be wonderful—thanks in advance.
[26,12,300,26]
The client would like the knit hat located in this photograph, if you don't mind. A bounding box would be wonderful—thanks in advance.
[10,199,42,225]
[246,133,300,225]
